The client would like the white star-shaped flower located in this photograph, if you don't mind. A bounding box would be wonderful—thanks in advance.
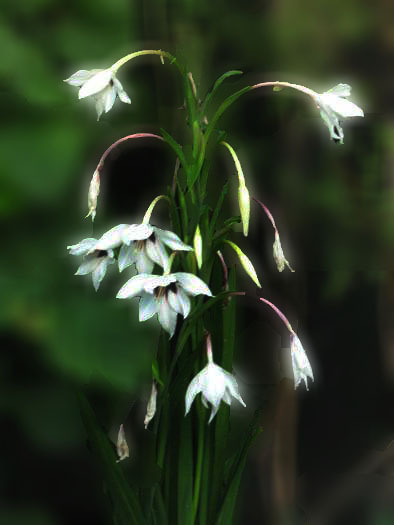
[67,237,115,291]
[315,84,364,144]
[64,68,131,120]
[290,333,314,389]
[118,224,193,274]
[116,272,212,337]
[185,342,246,423]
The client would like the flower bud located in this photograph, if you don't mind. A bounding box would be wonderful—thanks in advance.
[273,231,294,273]
[193,225,203,269]
[144,382,158,429]
[86,169,100,222]
[116,424,129,462]
[226,241,261,288]
[238,182,250,237]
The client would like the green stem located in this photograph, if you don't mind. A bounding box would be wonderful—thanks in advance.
[192,406,205,523]
[111,49,180,73]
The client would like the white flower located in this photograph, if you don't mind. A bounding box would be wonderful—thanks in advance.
[273,231,294,273]
[118,224,192,274]
[185,343,245,423]
[67,237,115,291]
[64,68,131,120]
[290,333,314,389]
[144,382,158,429]
[315,84,364,144]
[116,272,212,338]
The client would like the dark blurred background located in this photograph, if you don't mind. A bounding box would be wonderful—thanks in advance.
[1,1,394,524]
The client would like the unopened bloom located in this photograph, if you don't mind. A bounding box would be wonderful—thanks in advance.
[238,182,250,237]
[67,237,114,291]
[225,240,261,287]
[116,424,129,462]
[185,334,246,423]
[273,231,294,273]
[315,84,364,144]
[290,332,314,389]
[64,68,131,120]
[119,224,192,274]
[144,382,158,429]
[117,272,212,337]
[86,169,100,222]
[193,225,203,269]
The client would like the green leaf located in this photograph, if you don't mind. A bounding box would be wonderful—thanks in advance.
[205,86,252,143]
[202,70,244,113]
[215,411,262,525]
[160,128,189,175]
[177,416,194,525]
[152,359,164,387]
[78,393,146,525]
[209,182,229,238]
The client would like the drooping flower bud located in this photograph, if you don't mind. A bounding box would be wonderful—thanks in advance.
[238,182,250,237]
[86,169,100,222]
[193,225,203,269]
[116,424,130,462]
[226,240,261,287]
[144,381,158,429]
[273,231,294,273]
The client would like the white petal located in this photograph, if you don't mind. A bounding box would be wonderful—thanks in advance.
[223,371,246,407]
[78,69,113,99]
[139,293,158,321]
[64,69,98,87]
[173,273,212,297]
[95,224,129,251]
[95,96,106,121]
[118,244,136,272]
[114,78,131,104]
[321,93,364,118]
[208,401,221,424]
[168,288,191,318]
[117,273,152,299]
[68,238,98,256]
[290,334,314,390]
[185,373,203,415]
[157,298,178,338]
[325,84,352,97]
[154,228,193,252]
[122,224,153,244]
[143,275,176,294]
[103,85,117,113]
[136,249,154,274]
[92,260,108,291]
[75,257,98,275]
[145,239,169,270]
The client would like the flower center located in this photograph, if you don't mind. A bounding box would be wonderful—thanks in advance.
[136,232,156,251]
[95,250,108,258]
[154,282,177,299]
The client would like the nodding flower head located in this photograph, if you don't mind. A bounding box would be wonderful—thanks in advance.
[290,332,314,389]
[185,334,246,423]
[315,84,364,144]
[116,272,212,338]
[64,67,131,120]
[67,237,115,291]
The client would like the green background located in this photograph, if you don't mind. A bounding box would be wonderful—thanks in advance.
[1,1,394,524]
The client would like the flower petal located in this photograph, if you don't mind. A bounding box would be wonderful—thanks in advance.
[68,238,98,256]
[322,93,364,118]
[154,228,193,251]
[92,260,109,291]
[136,249,155,274]
[122,224,153,244]
[185,373,203,415]
[78,69,113,99]
[95,224,129,251]
[114,78,131,104]
[116,273,152,299]
[103,85,117,113]
[290,333,314,390]
[139,293,158,321]
[145,239,169,270]
[64,69,99,86]
[75,257,98,275]
[157,298,177,338]
[325,83,352,97]
[173,273,212,297]
[118,244,136,272]
[168,288,191,318]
